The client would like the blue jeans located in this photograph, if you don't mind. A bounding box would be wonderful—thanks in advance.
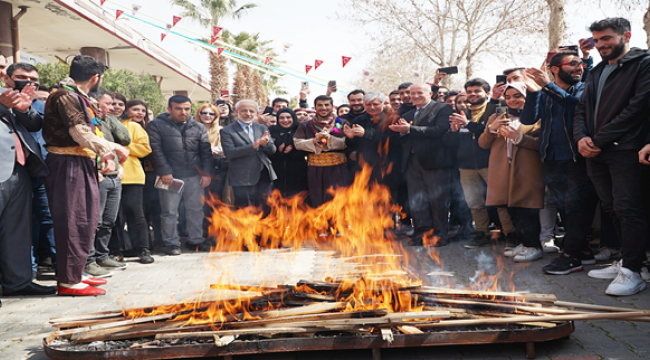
[159,175,204,247]
[31,177,56,274]
[88,176,122,263]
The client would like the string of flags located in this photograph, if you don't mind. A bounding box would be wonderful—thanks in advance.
[100,0,355,90]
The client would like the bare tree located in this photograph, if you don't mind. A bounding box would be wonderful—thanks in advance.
[545,0,567,50]
[343,0,547,81]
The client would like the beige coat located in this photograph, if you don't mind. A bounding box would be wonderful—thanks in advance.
[477,114,544,209]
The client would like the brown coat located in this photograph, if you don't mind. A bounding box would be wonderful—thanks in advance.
[478,114,544,209]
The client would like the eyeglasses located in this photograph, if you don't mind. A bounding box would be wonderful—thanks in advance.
[200,112,216,116]
[556,60,586,68]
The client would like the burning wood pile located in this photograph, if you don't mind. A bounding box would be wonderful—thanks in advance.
[42,167,650,358]
[45,281,649,353]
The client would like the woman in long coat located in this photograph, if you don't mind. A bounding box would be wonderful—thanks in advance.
[478,82,544,263]
[269,108,309,199]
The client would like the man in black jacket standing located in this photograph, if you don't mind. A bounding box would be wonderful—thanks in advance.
[147,95,213,255]
[389,83,453,247]
[573,18,650,296]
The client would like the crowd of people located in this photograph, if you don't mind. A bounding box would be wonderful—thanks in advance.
[1,17,649,302]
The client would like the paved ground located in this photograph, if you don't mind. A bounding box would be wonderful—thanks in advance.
[1,237,649,360]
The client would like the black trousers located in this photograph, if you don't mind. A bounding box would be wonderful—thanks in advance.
[405,157,450,241]
[113,185,150,254]
[587,150,648,272]
[448,167,472,231]
[543,158,599,257]
[232,168,273,209]
[507,207,541,248]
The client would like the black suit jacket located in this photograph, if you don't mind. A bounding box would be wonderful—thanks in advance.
[400,101,453,172]
[0,103,48,182]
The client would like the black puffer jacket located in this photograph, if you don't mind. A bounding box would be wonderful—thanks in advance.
[146,113,213,178]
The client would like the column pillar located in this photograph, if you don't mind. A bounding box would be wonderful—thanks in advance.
[0,1,14,62]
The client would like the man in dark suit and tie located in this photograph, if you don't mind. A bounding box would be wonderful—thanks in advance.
[221,99,277,208]
[0,62,57,297]
[389,83,454,247]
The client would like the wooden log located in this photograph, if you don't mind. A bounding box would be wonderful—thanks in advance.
[52,312,179,338]
[421,296,582,315]
[226,309,388,328]
[155,327,308,339]
[264,311,449,329]
[418,311,649,328]
[51,317,127,329]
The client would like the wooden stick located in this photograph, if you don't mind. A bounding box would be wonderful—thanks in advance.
[416,287,557,303]
[225,309,388,328]
[418,311,649,328]
[52,312,179,337]
[397,325,423,334]
[155,327,307,339]
[554,301,650,314]
[49,310,124,324]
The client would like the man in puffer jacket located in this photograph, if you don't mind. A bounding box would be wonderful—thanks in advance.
[147,95,213,255]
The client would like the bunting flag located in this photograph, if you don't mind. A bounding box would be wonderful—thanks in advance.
[264,57,273,65]
[413,71,422,81]
[305,65,313,74]
[165,23,173,31]
[314,59,324,70]
[172,15,182,27]
[217,47,225,56]
[283,43,292,53]
[100,0,106,5]
[342,56,352,68]
[369,77,376,86]
[213,26,223,36]
[115,9,124,20]
[210,36,220,45]
[426,82,433,87]
[362,69,371,78]
[161,33,167,41]
[257,46,267,55]
[132,4,141,16]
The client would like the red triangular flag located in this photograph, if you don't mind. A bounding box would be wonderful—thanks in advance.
[264,57,273,65]
[315,59,324,69]
[213,26,223,37]
[161,33,167,41]
[116,9,124,20]
[342,56,352,68]
[305,65,313,74]
[172,16,182,27]
[100,0,106,5]
[217,48,225,56]
[210,35,220,45]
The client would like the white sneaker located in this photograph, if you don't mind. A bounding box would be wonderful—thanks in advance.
[605,267,647,296]
[541,239,560,253]
[514,247,543,263]
[594,247,621,261]
[588,260,622,279]
[504,244,525,258]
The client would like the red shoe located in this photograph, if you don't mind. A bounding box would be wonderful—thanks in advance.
[82,277,107,286]
[57,285,107,296]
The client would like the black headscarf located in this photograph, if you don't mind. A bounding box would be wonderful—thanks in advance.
[270,108,299,147]
[215,99,235,126]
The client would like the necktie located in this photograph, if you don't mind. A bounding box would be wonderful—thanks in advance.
[414,109,422,125]
[7,116,26,166]
[247,124,255,143]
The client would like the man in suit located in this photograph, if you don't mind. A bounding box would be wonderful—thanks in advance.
[389,83,453,247]
[0,62,57,297]
[220,99,277,208]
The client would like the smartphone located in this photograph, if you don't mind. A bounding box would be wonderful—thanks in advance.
[546,50,558,63]
[154,176,185,193]
[328,80,336,88]
[583,37,595,50]
[438,66,458,75]
[560,45,579,55]
[496,106,509,117]
[220,89,229,96]
[496,75,507,84]
[301,81,309,89]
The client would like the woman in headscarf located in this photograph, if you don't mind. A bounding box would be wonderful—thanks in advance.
[269,108,308,198]
[478,82,544,263]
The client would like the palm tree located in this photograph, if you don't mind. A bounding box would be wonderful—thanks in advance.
[170,0,256,102]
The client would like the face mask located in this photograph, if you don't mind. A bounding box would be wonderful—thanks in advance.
[13,80,38,92]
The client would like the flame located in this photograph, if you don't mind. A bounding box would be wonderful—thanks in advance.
[122,163,524,326]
